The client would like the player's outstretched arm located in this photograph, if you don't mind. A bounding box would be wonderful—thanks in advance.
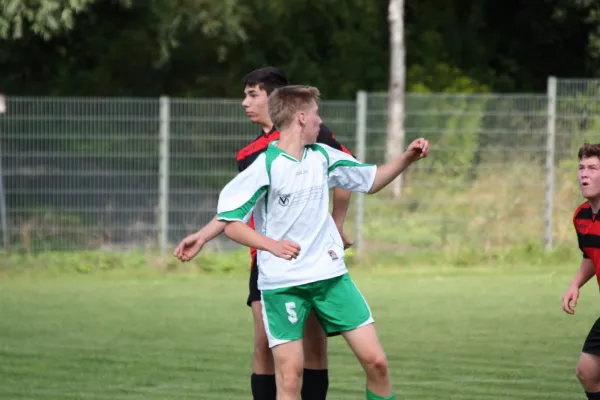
[173,216,226,262]
[562,258,595,315]
[368,138,429,194]
[224,221,300,260]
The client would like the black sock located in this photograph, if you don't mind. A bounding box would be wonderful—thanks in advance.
[251,373,276,400]
[586,392,600,400]
[301,368,329,400]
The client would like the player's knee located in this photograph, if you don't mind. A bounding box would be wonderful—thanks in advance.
[364,354,389,380]
[577,354,600,387]
[303,339,327,365]
[576,362,597,386]
[278,367,303,395]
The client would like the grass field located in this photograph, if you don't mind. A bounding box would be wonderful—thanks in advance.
[0,265,597,400]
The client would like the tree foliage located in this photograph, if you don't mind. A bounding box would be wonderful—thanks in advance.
[1,0,600,98]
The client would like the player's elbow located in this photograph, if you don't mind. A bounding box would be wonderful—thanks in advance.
[367,183,380,194]
[223,221,239,239]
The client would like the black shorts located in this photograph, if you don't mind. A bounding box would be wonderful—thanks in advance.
[583,317,600,355]
[247,256,260,307]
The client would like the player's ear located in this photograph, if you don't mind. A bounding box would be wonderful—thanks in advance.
[298,111,306,126]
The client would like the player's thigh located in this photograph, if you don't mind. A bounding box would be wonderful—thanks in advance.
[579,318,600,378]
[304,310,326,343]
[341,323,387,368]
[261,286,312,348]
[582,317,600,357]
[303,310,328,368]
[251,300,269,346]
[251,300,275,373]
[312,273,373,337]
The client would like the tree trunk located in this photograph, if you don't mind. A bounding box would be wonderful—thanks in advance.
[387,0,405,198]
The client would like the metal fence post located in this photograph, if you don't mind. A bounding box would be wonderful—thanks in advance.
[355,91,367,257]
[0,94,7,249]
[545,76,557,251]
[159,96,170,256]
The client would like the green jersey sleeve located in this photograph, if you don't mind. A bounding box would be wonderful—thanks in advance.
[217,153,270,223]
[318,144,377,193]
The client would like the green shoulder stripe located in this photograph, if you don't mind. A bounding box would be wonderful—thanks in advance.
[265,145,281,183]
[328,160,375,175]
[309,144,329,165]
[217,186,268,221]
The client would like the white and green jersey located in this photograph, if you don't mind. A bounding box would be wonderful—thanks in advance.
[217,141,376,290]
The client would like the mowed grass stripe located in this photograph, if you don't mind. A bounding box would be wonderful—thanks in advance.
[0,269,593,399]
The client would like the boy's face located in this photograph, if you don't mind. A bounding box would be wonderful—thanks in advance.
[579,156,600,200]
[242,85,270,126]
[301,101,322,144]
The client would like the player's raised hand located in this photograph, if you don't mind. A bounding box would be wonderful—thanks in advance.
[562,285,580,315]
[268,240,301,260]
[405,138,430,162]
[173,232,206,262]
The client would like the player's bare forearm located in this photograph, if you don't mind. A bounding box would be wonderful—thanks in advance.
[224,221,277,252]
[331,187,351,228]
[368,153,414,194]
[368,138,429,194]
[196,216,226,242]
[569,258,596,289]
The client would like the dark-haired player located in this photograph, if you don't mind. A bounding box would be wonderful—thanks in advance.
[563,143,600,400]
[174,67,354,400]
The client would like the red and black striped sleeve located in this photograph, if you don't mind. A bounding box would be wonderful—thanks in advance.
[316,124,354,157]
[574,203,592,259]
[235,131,279,172]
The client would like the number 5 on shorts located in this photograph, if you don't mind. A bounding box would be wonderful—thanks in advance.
[262,289,309,345]
[285,301,298,323]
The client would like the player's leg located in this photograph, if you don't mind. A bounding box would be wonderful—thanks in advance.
[247,261,276,400]
[576,318,600,399]
[272,340,305,400]
[343,324,393,399]
[312,273,395,400]
[301,311,329,400]
[261,285,312,400]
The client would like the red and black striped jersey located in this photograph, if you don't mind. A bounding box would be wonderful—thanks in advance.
[236,124,352,172]
[235,124,353,264]
[574,201,600,285]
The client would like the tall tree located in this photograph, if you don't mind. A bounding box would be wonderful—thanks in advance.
[387,0,405,198]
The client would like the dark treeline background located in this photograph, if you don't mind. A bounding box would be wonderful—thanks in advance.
[1,0,600,99]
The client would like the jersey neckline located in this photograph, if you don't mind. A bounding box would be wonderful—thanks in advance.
[268,141,309,162]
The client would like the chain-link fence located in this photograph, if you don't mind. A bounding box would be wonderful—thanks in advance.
[546,79,600,250]
[2,98,161,252]
[0,96,356,253]
[355,92,550,255]
[1,78,598,255]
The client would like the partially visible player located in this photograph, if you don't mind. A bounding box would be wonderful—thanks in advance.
[173,67,354,400]
[563,143,600,400]
[216,85,429,400]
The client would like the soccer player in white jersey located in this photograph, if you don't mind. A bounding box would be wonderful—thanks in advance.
[216,85,429,400]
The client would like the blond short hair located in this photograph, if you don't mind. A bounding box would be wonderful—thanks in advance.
[268,85,320,130]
